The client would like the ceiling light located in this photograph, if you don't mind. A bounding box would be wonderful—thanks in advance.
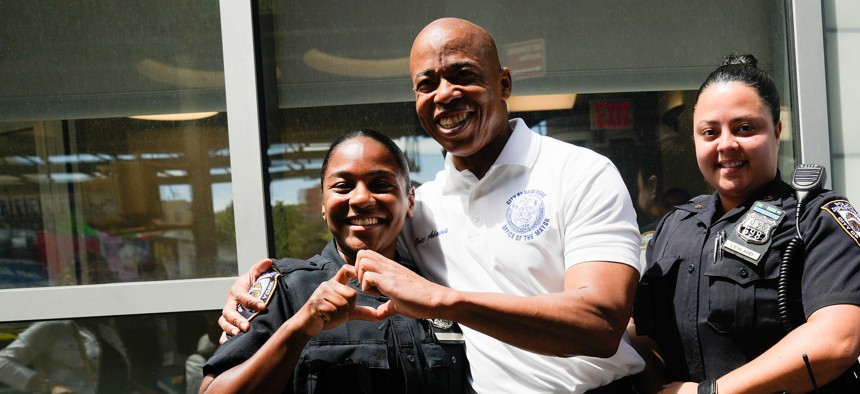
[129,112,219,121]
[303,49,409,78]
[507,94,577,112]
[136,59,224,88]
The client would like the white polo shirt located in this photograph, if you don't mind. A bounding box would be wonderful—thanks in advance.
[402,118,644,393]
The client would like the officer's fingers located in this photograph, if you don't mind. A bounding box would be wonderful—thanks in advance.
[218,331,229,345]
[354,251,368,285]
[375,300,399,319]
[348,305,383,322]
[311,282,354,312]
[358,271,384,296]
[354,249,387,282]
[332,264,357,284]
[308,298,341,322]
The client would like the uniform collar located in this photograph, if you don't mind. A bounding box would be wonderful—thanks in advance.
[320,239,407,268]
[675,172,791,225]
[321,239,347,266]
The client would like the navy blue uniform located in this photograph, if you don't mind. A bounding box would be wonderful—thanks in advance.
[204,241,467,394]
[634,176,860,390]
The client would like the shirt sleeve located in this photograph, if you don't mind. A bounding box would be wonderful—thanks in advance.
[562,159,642,275]
[799,194,860,317]
[203,281,293,376]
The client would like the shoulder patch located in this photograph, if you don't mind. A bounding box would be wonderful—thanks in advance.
[238,270,280,320]
[821,199,860,247]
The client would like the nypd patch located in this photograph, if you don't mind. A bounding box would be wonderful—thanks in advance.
[822,200,860,247]
[238,269,279,320]
[502,189,550,241]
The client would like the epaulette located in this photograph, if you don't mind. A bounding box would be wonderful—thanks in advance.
[271,255,328,275]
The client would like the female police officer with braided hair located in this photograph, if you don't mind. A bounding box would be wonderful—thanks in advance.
[632,54,860,394]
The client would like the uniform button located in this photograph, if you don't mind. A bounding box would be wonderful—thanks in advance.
[472,214,479,223]
[451,356,457,364]
[739,268,748,278]
[687,264,695,273]
[407,355,415,364]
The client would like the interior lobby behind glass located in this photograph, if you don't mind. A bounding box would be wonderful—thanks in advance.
[0,1,237,289]
[256,0,795,258]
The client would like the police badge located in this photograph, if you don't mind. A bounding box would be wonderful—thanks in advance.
[426,318,463,343]
[722,201,786,266]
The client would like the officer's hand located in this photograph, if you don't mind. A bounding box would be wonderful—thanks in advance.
[297,265,381,337]
[355,249,453,320]
[218,258,273,343]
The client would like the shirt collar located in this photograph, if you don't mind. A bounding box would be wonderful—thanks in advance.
[441,117,539,176]
[495,118,540,168]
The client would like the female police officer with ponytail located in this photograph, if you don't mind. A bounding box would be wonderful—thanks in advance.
[632,54,860,394]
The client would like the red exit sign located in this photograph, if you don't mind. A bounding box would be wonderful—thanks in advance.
[590,100,633,130]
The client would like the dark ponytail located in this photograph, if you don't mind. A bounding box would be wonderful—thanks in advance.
[696,53,780,123]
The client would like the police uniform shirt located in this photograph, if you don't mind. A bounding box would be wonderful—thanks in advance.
[203,240,467,394]
[401,118,644,393]
[634,175,860,383]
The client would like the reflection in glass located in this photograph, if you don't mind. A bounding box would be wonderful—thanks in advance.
[257,0,793,256]
[0,116,237,287]
[0,1,237,288]
[0,311,220,394]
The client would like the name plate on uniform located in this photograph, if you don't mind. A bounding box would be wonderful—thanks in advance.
[722,201,785,266]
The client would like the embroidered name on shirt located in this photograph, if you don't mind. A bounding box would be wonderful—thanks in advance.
[502,189,550,241]
[414,228,448,246]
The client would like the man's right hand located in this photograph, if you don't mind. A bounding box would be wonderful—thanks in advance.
[218,258,274,343]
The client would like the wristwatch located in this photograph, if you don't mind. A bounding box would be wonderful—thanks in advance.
[698,379,717,394]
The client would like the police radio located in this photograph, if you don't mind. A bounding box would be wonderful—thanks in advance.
[778,164,826,331]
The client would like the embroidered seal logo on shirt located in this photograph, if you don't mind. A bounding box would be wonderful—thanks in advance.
[502,189,550,241]
[822,199,860,247]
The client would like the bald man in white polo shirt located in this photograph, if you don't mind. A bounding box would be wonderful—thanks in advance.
[221,18,644,394]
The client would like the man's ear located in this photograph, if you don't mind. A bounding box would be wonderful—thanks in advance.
[500,67,512,100]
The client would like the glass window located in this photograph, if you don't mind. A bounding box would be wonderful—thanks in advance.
[258,0,795,252]
[823,0,860,200]
[0,1,237,288]
[0,311,220,393]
